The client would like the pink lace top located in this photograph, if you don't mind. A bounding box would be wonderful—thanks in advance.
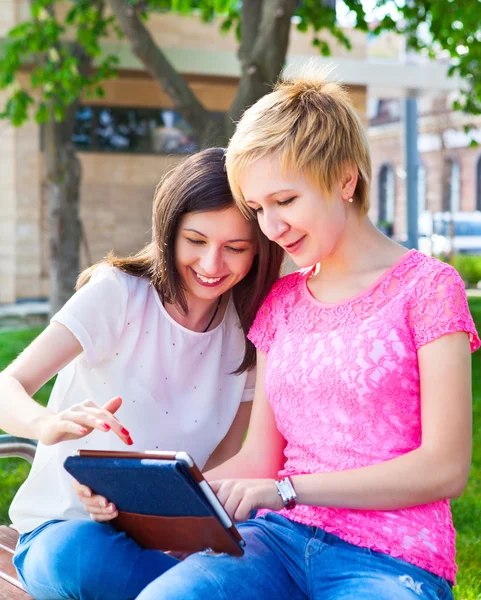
[249,250,479,583]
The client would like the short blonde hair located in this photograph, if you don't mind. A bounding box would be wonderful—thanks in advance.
[226,67,372,217]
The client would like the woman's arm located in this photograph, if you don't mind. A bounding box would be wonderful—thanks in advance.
[204,351,286,482]
[203,401,252,472]
[212,332,473,521]
[0,322,130,444]
[292,330,472,509]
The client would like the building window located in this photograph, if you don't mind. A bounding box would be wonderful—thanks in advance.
[378,164,395,231]
[443,157,460,212]
[418,163,426,214]
[476,155,481,211]
[72,106,210,154]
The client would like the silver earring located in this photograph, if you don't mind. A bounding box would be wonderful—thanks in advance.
[348,197,353,203]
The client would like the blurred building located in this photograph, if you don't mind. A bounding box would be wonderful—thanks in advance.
[367,33,481,241]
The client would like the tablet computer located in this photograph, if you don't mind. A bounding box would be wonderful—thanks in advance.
[64,449,245,556]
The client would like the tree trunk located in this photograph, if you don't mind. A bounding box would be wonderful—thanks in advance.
[43,101,82,316]
[227,0,298,137]
[107,0,221,146]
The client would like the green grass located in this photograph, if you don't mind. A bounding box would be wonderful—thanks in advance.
[1,318,481,598]
[452,297,481,599]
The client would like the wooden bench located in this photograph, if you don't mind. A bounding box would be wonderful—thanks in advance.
[0,525,31,599]
[0,435,37,599]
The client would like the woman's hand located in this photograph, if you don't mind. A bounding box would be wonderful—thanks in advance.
[33,396,133,446]
[73,480,119,522]
[210,479,283,522]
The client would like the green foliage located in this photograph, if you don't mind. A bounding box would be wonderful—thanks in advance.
[363,0,481,116]
[296,0,354,56]
[0,89,34,126]
[0,0,120,127]
[451,255,481,286]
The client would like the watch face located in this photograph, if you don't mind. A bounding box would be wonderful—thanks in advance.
[276,477,297,510]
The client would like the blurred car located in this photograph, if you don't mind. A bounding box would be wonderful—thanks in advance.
[418,211,481,256]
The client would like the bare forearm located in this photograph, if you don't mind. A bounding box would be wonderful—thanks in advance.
[292,447,469,511]
[205,447,283,482]
[0,374,52,439]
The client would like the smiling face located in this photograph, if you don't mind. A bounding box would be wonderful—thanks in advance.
[175,206,257,302]
[238,154,356,268]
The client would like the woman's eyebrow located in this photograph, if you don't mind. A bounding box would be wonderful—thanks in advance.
[183,228,252,243]
[183,228,206,236]
[267,188,295,198]
[246,188,295,203]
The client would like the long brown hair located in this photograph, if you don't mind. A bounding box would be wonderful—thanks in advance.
[77,148,284,373]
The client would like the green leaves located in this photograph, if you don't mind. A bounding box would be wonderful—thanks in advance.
[0,89,34,126]
[340,0,481,116]
[295,0,358,56]
[0,0,119,127]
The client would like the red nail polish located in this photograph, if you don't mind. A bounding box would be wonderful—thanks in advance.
[127,437,134,445]
[102,423,110,430]
[121,427,129,436]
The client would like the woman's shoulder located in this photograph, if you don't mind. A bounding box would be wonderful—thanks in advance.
[401,251,464,290]
[267,268,310,301]
[88,264,151,295]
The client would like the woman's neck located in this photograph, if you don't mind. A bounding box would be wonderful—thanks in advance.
[307,215,409,304]
[163,293,225,333]
[314,215,406,282]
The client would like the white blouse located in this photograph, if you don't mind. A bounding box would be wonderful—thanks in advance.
[10,265,254,534]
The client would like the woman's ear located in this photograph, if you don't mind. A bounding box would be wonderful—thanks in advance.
[341,164,358,201]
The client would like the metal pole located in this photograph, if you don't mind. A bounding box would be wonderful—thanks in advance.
[405,96,419,249]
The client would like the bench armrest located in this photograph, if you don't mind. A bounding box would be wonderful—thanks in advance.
[0,435,37,464]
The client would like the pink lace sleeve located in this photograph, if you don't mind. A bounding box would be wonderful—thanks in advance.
[409,262,480,352]
[248,277,289,354]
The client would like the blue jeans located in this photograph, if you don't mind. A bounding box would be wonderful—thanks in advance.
[137,513,454,600]
[13,519,179,600]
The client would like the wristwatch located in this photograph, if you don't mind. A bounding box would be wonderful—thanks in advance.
[275,477,297,510]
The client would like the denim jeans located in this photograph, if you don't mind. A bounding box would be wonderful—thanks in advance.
[13,519,179,600]
[137,512,454,600]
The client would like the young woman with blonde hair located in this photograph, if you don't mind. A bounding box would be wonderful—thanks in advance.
[138,73,477,600]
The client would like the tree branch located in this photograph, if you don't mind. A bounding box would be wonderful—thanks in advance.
[107,0,217,142]
[238,0,262,64]
[228,0,297,134]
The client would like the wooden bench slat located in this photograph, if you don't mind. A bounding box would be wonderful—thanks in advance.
[0,526,18,552]
[0,584,30,600]
[0,526,32,598]
[0,541,21,582]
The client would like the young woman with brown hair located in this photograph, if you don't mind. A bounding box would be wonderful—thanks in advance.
[0,147,283,600]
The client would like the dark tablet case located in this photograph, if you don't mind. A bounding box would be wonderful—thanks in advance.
[64,450,244,556]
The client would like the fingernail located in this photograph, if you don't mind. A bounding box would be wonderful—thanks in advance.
[127,437,134,446]
[108,504,115,512]
[120,427,129,436]
[83,489,92,498]
[100,499,107,508]
[79,427,88,434]
[102,423,111,430]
